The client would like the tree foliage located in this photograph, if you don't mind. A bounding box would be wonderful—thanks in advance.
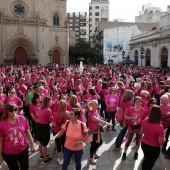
[69,38,101,64]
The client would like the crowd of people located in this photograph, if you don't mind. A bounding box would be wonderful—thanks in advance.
[0,63,170,170]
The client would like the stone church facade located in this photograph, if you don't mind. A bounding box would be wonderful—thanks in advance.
[0,0,69,65]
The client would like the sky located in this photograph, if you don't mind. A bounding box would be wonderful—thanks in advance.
[67,0,170,22]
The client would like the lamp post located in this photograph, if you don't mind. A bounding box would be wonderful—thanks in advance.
[48,50,54,64]
[122,50,125,61]
[140,47,144,67]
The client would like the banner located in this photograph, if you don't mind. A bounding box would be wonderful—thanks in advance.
[105,42,124,55]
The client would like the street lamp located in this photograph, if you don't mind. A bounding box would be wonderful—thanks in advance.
[48,50,54,64]
[140,47,145,67]
[122,50,125,61]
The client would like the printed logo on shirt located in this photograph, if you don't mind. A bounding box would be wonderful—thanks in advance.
[8,128,23,146]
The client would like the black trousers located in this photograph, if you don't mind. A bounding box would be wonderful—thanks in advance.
[53,132,66,152]
[100,100,107,118]
[163,127,170,149]
[2,147,29,170]
[90,133,103,158]
[107,111,116,128]
[141,142,160,170]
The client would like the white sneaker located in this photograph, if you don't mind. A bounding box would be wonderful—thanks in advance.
[34,143,37,150]
[57,158,63,165]
[89,157,96,165]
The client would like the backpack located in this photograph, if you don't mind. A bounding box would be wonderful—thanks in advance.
[65,120,92,144]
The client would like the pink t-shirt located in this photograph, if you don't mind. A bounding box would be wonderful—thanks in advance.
[0,94,7,113]
[58,79,67,93]
[154,85,161,94]
[38,108,53,124]
[18,84,27,98]
[67,95,81,104]
[0,115,29,154]
[144,107,151,118]
[141,118,165,147]
[141,98,147,109]
[126,107,146,133]
[120,100,132,112]
[88,110,100,131]
[84,94,98,104]
[68,78,74,90]
[160,105,170,127]
[117,87,124,102]
[53,102,69,114]
[100,89,109,101]
[52,95,59,106]
[52,112,69,132]
[7,96,23,115]
[95,85,102,95]
[30,103,41,121]
[63,121,87,151]
[105,94,119,112]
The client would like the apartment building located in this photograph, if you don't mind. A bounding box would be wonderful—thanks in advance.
[89,0,110,44]
[67,12,89,42]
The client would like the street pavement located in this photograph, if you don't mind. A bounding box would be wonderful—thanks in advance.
[2,123,169,170]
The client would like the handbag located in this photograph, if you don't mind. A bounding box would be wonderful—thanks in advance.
[115,107,124,123]
[130,124,141,132]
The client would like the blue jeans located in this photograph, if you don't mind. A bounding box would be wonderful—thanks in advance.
[115,125,128,148]
[62,147,83,170]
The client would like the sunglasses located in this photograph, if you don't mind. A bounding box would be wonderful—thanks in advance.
[9,108,17,112]
[10,92,15,94]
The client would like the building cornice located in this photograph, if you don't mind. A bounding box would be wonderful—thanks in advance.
[0,13,47,26]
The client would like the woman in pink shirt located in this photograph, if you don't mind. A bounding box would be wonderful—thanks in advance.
[122,96,145,160]
[144,98,157,118]
[36,96,53,164]
[114,90,133,151]
[87,100,112,165]
[0,86,7,119]
[68,95,84,122]
[0,103,34,170]
[100,82,109,119]
[140,106,165,170]
[30,93,41,143]
[54,108,88,170]
[74,79,84,100]
[7,88,23,115]
[18,78,27,101]
[51,89,60,109]
[95,79,103,95]
[105,87,119,131]
[146,82,153,102]
[52,100,70,165]
[140,90,149,109]
[117,81,125,103]
[58,75,67,94]
[159,94,170,154]
[67,88,81,104]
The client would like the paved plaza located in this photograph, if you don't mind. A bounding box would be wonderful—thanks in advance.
[2,123,169,170]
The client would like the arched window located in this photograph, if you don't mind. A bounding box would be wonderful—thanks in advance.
[53,13,59,26]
